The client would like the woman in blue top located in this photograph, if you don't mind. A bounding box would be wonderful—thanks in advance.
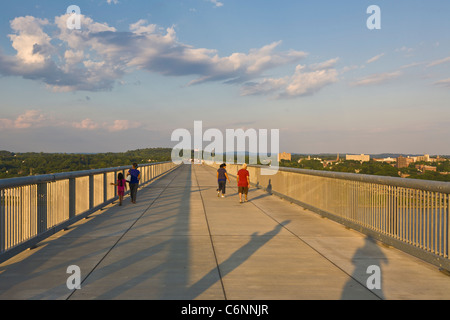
[126,163,141,204]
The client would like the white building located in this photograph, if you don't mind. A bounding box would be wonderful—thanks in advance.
[346,154,370,162]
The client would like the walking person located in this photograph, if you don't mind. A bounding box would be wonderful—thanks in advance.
[237,163,250,203]
[126,163,141,204]
[217,163,230,198]
[111,172,127,206]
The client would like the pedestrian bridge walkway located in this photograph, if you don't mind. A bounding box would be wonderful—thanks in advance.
[1,164,450,300]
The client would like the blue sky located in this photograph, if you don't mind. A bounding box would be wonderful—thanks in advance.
[0,0,449,155]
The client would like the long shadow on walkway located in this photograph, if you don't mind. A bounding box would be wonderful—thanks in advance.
[340,236,388,300]
[184,221,290,300]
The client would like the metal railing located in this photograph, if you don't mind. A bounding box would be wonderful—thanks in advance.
[0,162,178,263]
[208,163,450,271]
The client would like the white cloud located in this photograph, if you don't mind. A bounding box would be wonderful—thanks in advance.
[427,56,450,68]
[399,61,425,69]
[184,41,308,86]
[72,118,100,130]
[240,78,288,96]
[72,119,143,132]
[8,16,53,64]
[208,0,224,7]
[64,49,84,65]
[350,71,402,87]
[241,59,339,98]
[108,120,143,132]
[395,46,414,53]
[0,110,47,129]
[434,78,450,88]
[0,14,307,95]
[340,65,364,74]
[282,65,338,98]
[395,46,415,58]
[308,58,339,71]
[0,110,143,132]
[15,110,47,128]
[129,19,157,34]
[367,53,385,64]
[107,0,119,4]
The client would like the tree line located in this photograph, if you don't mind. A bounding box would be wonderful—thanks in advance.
[0,148,172,179]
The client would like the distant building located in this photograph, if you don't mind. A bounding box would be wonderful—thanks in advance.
[278,152,292,162]
[397,156,414,168]
[415,164,437,172]
[373,157,396,163]
[323,154,340,167]
[416,154,430,162]
[346,154,370,162]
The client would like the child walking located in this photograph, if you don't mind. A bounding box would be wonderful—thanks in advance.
[111,173,127,206]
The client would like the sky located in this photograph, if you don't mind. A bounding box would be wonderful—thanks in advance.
[0,0,449,155]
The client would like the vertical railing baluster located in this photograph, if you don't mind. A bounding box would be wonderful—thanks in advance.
[0,189,4,253]
[447,194,450,258]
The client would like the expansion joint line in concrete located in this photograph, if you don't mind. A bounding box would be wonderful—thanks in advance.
[192,166,228,300]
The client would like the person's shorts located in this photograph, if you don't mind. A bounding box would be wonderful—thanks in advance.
[238,186,249,195]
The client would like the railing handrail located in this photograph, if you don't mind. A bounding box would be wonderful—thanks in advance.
[246,164,450,194]
[0,161,172,189]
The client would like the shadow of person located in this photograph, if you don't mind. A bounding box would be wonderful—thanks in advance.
[266,179,272,195]
[340,235,388,300]
[184,220,291,300]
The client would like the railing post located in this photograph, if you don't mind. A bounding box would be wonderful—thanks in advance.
[37,183,47,234]
[89,175,94,210]
[114,171,117,197]
[68,178,76,220]
[103,172,108,203]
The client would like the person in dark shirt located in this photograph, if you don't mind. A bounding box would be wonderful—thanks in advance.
[217,163,230,198]
[126,163,141,204]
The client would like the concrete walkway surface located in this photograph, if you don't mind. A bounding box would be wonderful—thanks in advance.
[1,164,450,300]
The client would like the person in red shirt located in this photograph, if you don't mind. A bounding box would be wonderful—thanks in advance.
[237,163,250,203]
